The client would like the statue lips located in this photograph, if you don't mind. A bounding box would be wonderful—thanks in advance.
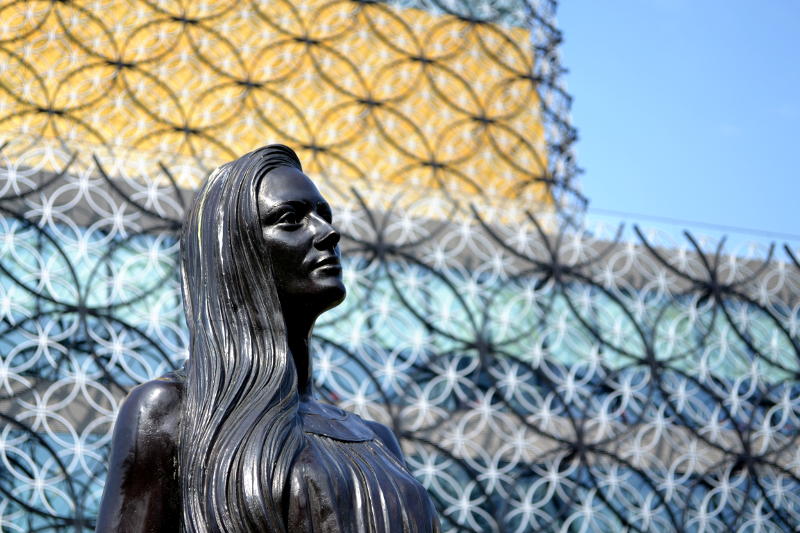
[312,255,341,273]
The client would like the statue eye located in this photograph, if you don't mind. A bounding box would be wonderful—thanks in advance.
[277,211,302,225]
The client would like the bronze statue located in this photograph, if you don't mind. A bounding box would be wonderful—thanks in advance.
[95,145,441,532]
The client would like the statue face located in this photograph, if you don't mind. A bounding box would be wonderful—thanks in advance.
[257,166,346,313]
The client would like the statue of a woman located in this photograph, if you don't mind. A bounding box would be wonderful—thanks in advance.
[95,145,441,532]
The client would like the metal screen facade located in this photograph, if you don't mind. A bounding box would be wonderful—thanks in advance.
[0,0,579,211]
[2,1,800,532]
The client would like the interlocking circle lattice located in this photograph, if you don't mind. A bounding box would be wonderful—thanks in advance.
[1,146,799,532]
[0,0,581,213]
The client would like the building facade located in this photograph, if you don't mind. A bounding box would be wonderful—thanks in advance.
[0,1,798,531]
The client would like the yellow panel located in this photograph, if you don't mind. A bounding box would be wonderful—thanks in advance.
[0,0,551,209]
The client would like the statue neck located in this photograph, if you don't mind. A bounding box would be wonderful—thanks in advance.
[284,309,315,400]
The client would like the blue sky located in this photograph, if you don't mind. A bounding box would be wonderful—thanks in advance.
[558,1,799,246]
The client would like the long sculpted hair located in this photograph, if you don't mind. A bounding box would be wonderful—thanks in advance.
[178,145,305,532]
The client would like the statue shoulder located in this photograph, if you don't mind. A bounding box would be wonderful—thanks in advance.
[365,420,406,465]
[121,372,184,438]
[110,372,184,473]
[95,372,185,531]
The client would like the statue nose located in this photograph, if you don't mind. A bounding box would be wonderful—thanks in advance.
[313,218,340,250]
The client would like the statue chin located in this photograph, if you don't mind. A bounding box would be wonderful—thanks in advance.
[282,276,346,318]
[313,281,347,315]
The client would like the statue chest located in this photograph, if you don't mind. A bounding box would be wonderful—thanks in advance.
[285,409,439,532]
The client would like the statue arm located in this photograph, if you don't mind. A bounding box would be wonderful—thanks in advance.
[95,378,182,533]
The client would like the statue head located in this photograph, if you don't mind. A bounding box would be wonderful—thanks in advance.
[181,143,345,333]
